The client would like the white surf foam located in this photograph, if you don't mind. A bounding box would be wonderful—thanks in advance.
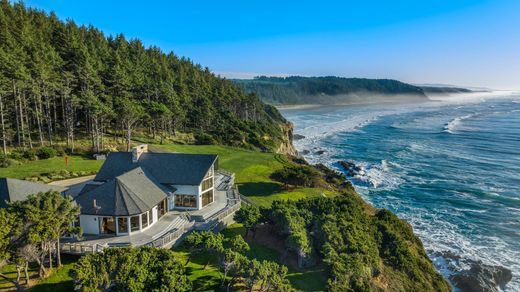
[443,114,475,133]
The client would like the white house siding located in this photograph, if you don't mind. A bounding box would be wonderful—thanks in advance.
[152,206,158,223]
[80,214,99,235]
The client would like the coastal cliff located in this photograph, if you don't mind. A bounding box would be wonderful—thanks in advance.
[276,122,298,156]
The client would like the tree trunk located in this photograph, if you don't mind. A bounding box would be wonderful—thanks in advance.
[21,92,32,149]
[48,248,52,269]
[126,123,131,151]
[24,262,29,285]
[43,93,53,146]
[16,266,21,284]
[13,80,21,147]
[34,94,44,147]
[0,94,7,155]
[100,117,104,151]
[56,237,62,267]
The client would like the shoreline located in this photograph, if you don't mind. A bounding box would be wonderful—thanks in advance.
[275,99,430,110]
[275,91,518,111]
[282,97,519,291]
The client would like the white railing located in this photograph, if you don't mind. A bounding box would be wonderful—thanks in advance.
[61,192,243,254]
[61,242,101,254]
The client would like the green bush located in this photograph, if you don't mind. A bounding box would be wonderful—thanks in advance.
[36,147,58,159]
[0,155,21,168]
[22,149,37,161]
[194,132,216,145]
[7,151,24,161]
[271,165,321,187]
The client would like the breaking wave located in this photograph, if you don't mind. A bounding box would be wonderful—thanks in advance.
[443,114,475,133]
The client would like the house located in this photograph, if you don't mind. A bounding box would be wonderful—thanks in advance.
[74,144,219,236]
[0,178,67,208]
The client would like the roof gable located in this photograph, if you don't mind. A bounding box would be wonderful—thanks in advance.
[76,167,168,216]
[94,152,217,185]
[0,178,67,208]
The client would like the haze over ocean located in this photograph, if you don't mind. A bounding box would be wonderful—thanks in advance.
[281,93,520,290]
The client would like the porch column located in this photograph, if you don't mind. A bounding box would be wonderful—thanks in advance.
[115,217,119,236]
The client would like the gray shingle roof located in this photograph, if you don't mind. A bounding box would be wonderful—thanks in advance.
[75,167,168,216]
[94,152,217,185]
[0,178,67,208]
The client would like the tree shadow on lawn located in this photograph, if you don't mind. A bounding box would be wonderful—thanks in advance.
[237,181,282,197]
[30,280,74,292]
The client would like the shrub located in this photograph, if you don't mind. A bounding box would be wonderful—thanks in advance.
[36,147,57,159]
[22,149,37,161]
[0,154,8,167]
[7,151,24,161]
[271,165,321,187]
[194,132,216,145]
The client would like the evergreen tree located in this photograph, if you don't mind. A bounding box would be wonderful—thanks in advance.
[0,1,288,153]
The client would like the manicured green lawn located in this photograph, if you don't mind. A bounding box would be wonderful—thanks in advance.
[0,255,78,292]
[0,155,103,180]
[0,143,330,207]
[0,144,331,291]
[30,256,79,292]
[151,144,332,206]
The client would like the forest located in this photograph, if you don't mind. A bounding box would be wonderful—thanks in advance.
[0,1,288,156]
[235,76,429,105]
[235,196,451,292]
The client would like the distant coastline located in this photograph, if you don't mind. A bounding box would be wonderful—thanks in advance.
[275,98,432,110]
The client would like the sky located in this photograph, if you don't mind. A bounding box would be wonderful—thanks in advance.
[24,0,520,89]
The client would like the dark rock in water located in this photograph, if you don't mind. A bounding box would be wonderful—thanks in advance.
[432,251,512,292]
[337,160,362,177]
[293,134,306,140]
[300,149,310,155]
[314,150,326,155]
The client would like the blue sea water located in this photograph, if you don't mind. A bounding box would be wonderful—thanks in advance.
[280,93,520,290]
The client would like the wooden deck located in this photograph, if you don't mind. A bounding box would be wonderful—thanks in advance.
[61,171,241,254]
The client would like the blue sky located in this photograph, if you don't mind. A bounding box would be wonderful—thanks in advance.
[25,0,520,89]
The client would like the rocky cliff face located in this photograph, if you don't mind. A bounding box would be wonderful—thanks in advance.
[276,122,298,156]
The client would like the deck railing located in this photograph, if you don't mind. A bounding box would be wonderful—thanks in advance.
[61,242,105,254]
[61,186,243,254]
[194,202,241,231]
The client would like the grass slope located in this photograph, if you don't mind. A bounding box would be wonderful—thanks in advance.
[151,144,334,206]
[0,155,103,180]
[0,255,78,292]
[0,144,331,291]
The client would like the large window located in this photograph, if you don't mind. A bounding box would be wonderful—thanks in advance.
[202,166,214,191]
[142,212,148,228]
[130,216,140,232]
[100,217,116,234]
[175,194,197,208]
[157,199,167,218]
[117,217,128,234]
[202,189,214,207]
[202,177,213,191]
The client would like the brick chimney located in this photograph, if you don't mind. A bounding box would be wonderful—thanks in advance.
[132,144,148,163]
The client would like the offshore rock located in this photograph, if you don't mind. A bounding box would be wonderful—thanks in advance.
[337,160,362,177]
[433,251,512,292]
[293,134,306,140]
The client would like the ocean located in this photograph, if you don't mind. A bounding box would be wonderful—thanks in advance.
[280,93,520,291]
